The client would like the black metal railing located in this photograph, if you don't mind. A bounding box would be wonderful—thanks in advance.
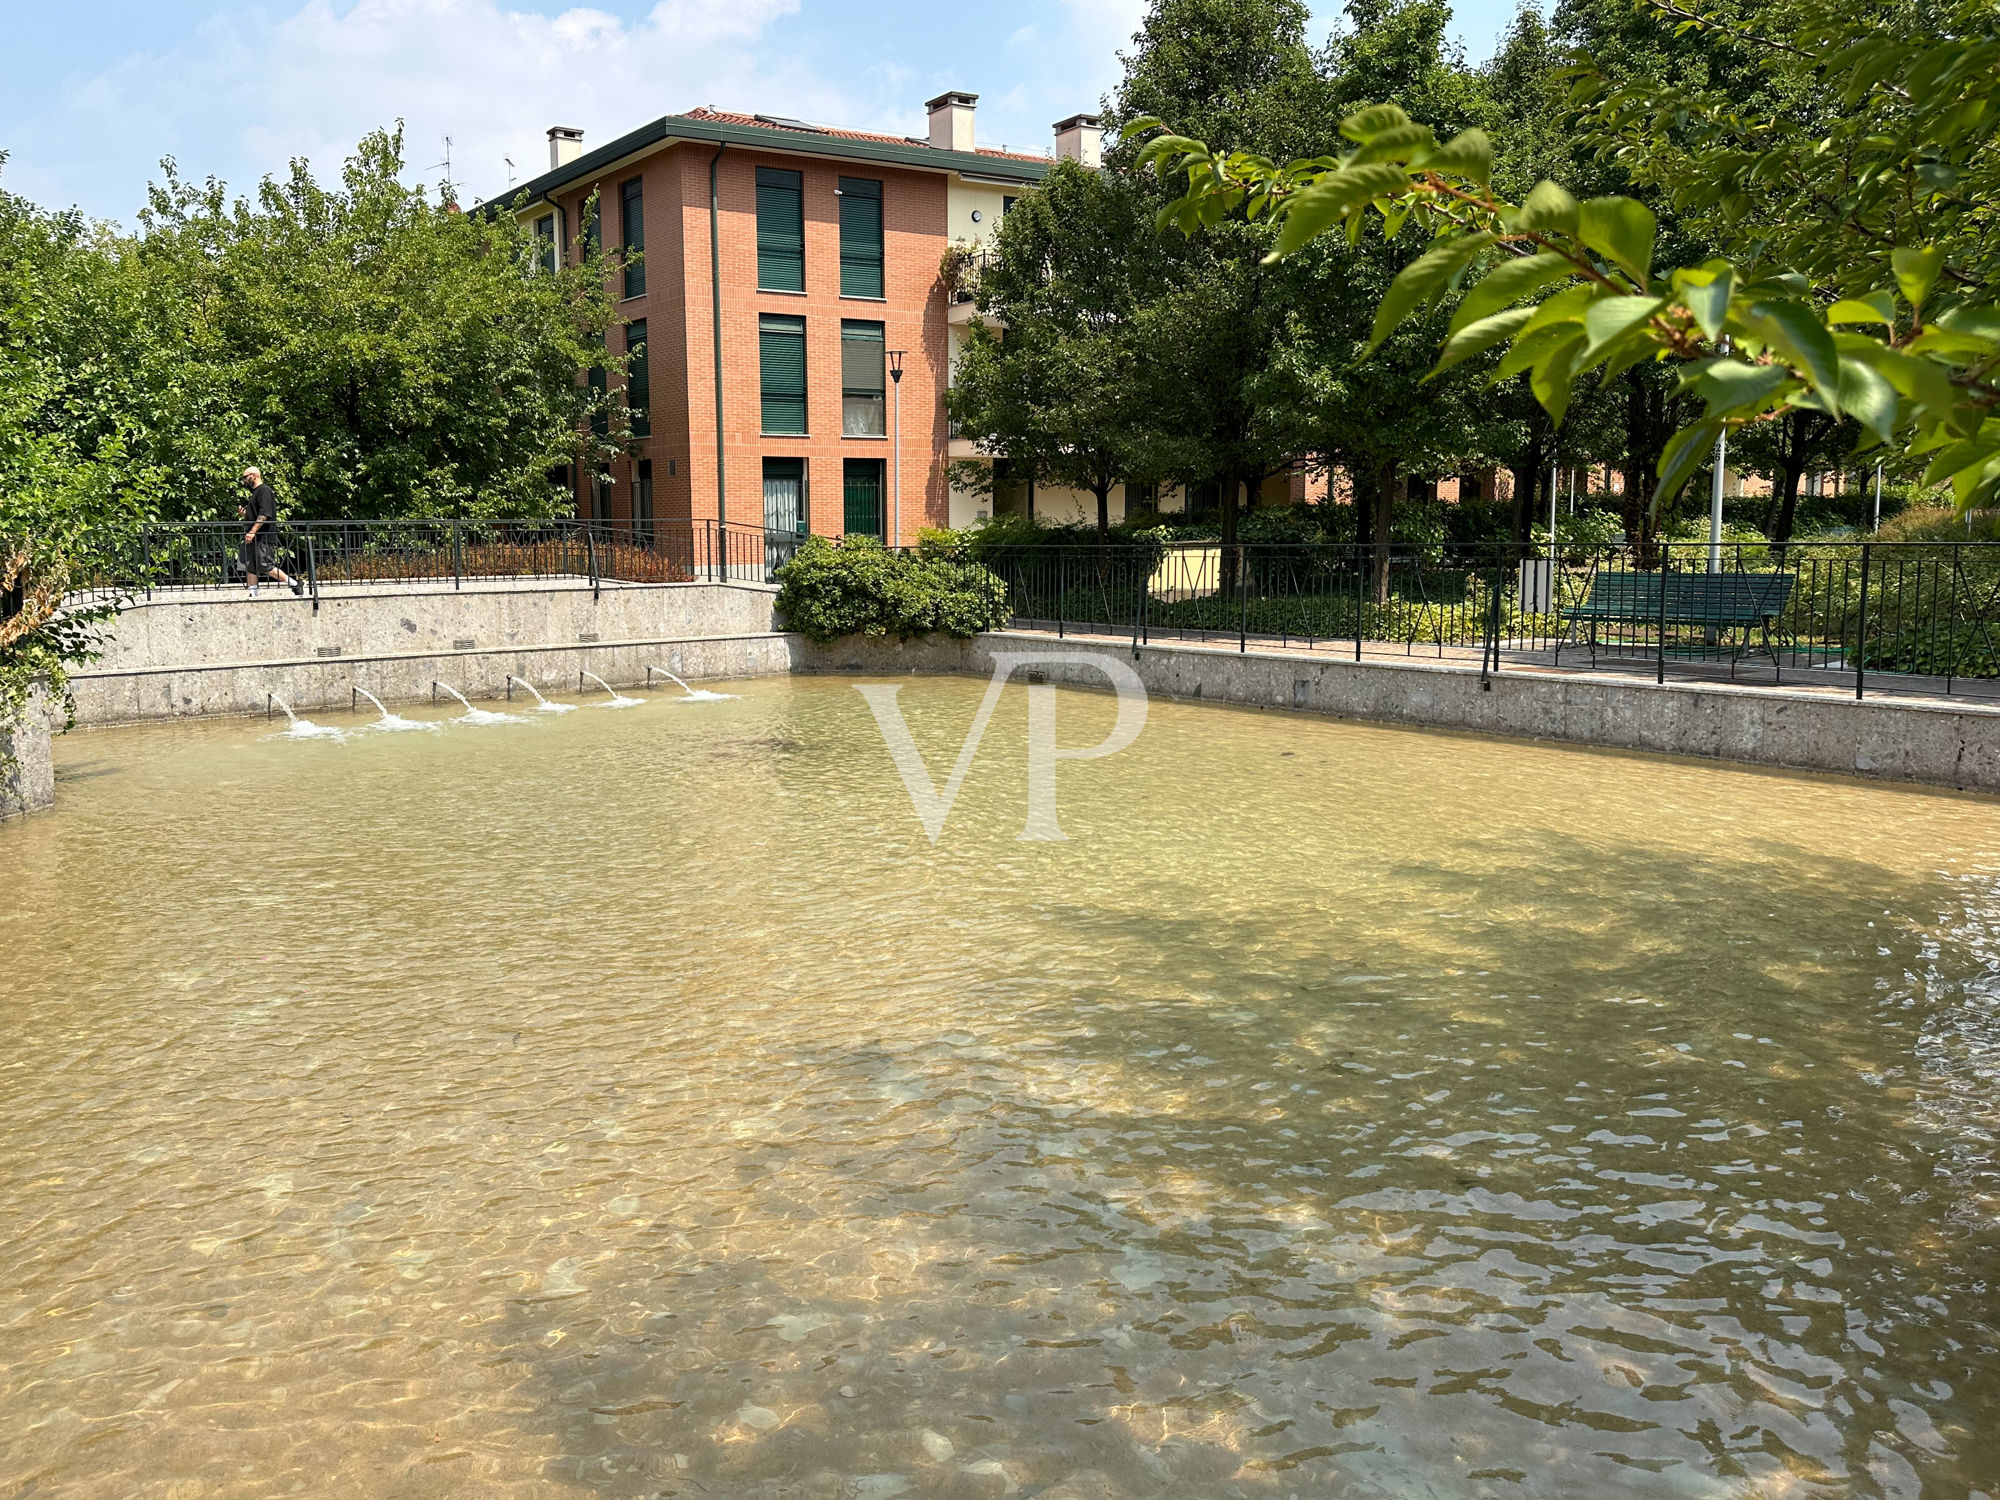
[979,538,2000,701]
[77,516,796,608]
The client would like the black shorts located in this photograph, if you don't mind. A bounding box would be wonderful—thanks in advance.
[243,535,276,574]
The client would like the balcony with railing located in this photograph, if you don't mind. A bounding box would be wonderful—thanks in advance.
[940,246,1005,328]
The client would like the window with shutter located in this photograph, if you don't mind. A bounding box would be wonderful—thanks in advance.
[620,178,645,298]
[840,321,885,437]
[759,314,807,435]
[756,167,804,292]
[587,334,608,438]
[838,177,883,298]
[843,459,883,538]
[625,320,649,438]
[533,213,556,274]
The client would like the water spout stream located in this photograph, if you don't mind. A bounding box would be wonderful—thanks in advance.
[267,693,344,741]
[644,664,738,702]
[432,681,521,725]
[581,670,642,709]
[507,675,575,713]
[353,687,430,732]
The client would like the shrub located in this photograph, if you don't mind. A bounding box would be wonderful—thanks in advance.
[773,535,1008,644]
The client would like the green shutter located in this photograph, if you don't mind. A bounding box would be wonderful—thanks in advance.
[621,178,645,298]
[626,319,649,438]
[843,458,882,537]
[759,314,807,435]
[756,167,804,292]
[588,334,608,437]
[838,178,884,298]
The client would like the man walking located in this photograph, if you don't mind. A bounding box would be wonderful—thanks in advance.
[240,468,304,597]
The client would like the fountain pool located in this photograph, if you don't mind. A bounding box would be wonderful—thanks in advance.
[3,675,1998,1497]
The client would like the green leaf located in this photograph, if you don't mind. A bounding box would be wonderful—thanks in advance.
[1339,104,1412,144]
[1827,292,1896,326]
[1364,233,1494,352]
[1580,294,1665,363]
[1347,124,1436,164]
[1134,134,1206,173]
[1892,246,1945,310]
[1920,434,2000,489]
[1750,299,1842,410]
[1674,266,1734,342]
[1689,359,1792,417]
[1494,321,1578,383]
[1530,330,1588,424]
[1575,197,1656,285]
[1422,129,1492,186]
[1271,162,1412,258]
[1448,252,1578,335]
[1434,306,1535,373]
[1514,180,1578,234]
[1656,419,1723,505]
[1836,356,1898,444]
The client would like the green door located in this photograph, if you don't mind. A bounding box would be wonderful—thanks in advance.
[843,458,882,539]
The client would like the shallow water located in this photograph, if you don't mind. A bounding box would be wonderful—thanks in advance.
[3,676,1999,1499]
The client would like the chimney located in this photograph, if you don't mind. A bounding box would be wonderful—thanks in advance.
[926,91,977,153]
[1053,113,1104,169]
[547,126,584,170]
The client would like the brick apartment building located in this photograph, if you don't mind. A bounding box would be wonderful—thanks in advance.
[496,95,1110,549]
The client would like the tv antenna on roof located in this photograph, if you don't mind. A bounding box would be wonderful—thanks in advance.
[504,154,516,188]
[429,135,460,198]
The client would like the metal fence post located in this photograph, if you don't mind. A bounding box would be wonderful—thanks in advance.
[1354,547,1363,661]
[587,527,600,602]
[451,519,463,590]
[1656,543,1669,685]
[1856,542,1871,700]
[1057,553,1065,639]
[1239,545,1250,653]
[306,533,319,614]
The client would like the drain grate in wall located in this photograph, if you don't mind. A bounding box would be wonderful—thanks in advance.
[453,638,476,650]
[315,646,344,658]
[577,632,600,643]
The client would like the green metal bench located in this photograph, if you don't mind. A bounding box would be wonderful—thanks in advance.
[1559,569,1794,668]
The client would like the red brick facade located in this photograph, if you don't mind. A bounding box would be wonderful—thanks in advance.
[546,142,975,544]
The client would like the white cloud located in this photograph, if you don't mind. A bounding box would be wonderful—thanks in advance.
[36,0,863,218]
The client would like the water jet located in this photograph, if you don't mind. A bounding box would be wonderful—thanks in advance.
[580,670,643,709]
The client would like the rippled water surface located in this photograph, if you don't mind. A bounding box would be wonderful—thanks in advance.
[4,677,2000,1499]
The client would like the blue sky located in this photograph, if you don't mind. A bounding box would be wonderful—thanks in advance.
[2,0,1529,226]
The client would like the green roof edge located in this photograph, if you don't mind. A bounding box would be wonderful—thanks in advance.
[479,113,1051,215]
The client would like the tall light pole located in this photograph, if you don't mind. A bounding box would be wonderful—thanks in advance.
[887,349,907,547]
[1707,429,1727,573]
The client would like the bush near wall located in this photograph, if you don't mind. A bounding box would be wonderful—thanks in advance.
[774,536,1009,644]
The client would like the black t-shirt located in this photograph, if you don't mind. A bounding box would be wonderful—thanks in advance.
[247,483,277,533]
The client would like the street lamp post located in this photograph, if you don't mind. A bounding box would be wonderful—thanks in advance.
[887,349,906,547]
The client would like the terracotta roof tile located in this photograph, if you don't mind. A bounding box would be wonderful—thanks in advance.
[681,108,1050,165]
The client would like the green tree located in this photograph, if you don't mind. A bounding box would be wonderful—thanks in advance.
[134,128,623,522]
[947,163,1173,537]
[1138,0,2000,519]
[0,166,157,724]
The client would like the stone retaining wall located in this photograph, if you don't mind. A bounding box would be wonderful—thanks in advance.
[793,632,2000,795]
[0,696,55,821]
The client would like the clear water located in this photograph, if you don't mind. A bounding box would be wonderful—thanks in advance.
[3,677,1998,1498]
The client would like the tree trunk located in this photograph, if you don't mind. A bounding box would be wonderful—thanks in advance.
[1370,460,1396,606]
[1094,480,1112,541]
[1622,370,1664,568]
[1764,410,1824,558]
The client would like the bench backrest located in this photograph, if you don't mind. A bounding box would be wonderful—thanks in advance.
[1581,570,1793,624]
